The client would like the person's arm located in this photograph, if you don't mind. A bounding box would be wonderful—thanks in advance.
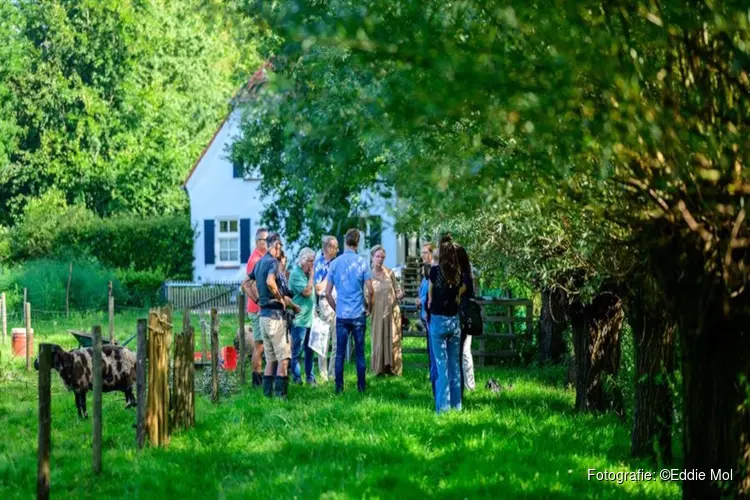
[325,279,336,311]
[266,272,285,307]
[393,271,404,301]
[365,279,374,315]
[315,279,328,295]
[301,270,314,297]
[428,281,433,310]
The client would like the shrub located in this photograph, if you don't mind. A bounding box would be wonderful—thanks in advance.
[0,259,125,313]
[115,267,167,308]
[10,206,194,280]
[61,214,194,279]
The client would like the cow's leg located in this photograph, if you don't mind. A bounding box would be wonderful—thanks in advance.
[75,392,84,419]
[125,387,136,409]
[80,391,88,419]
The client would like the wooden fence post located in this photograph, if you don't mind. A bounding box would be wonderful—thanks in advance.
[1,292,6,344]
[23,287,27,324]
[108,281,115,343]
[238,292,246,385]
[37,343,52,500]
[25,302,31,371]
[92,325,102,475]
[211,308,219,403]
[172,309,195,430]
[146,308,170,447]
[200,318,208,363]
[136,319,147,450]
[66,263,72,320]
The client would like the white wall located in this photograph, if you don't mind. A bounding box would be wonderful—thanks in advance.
[186,109,265,283]
[186,109,404,282]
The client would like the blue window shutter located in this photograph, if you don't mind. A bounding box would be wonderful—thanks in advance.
[233,159,243,178]
[240,218,251,263]
[204,219,215,265]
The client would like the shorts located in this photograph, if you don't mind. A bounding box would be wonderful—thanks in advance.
[250,313,262,342]
[261,316,290,363]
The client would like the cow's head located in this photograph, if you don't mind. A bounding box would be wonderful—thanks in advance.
[33,344,67,372]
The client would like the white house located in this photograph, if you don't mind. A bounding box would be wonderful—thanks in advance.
[183,69,416,283]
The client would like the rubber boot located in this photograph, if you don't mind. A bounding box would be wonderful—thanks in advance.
[252,372,262,388]
[262,375,274,398]
[274,376,289,400]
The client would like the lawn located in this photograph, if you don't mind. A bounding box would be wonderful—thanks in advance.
[0,311,680,499]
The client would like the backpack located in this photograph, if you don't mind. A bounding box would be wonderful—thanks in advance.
[459,298,484,336]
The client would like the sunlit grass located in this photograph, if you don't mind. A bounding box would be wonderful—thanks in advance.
[0,312,680,498]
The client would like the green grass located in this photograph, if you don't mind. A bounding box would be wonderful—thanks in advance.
[0,311,680,499]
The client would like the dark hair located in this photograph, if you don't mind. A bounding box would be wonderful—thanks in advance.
[267,232,282,248]
[439,233,453,246]
[439,240,461,286]
[422,263,431,279]
[255,227,268,240]
[345,228,360,248]
[455,245,472,275]
[278,248,286,261]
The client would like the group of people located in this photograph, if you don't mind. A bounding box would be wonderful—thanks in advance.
[242,227,475,414]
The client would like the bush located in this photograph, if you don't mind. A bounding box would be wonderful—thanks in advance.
[11,199,194,279]
[0,259,126,313]
[61,214,194,279]
[115,267,167,308]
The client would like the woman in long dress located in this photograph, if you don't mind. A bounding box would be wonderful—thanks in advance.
[369,245,404,376]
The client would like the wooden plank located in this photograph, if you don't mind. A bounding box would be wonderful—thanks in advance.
[136,319,147,450]
[37,343,52,500]
[474,350,518,358]
[211,308,219,403]
[475,298,532,307]
[92,325,102,474]
[482,315,516,323]
[25,302,31,371]
[403,348,428,354]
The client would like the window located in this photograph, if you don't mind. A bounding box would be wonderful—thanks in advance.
[217,218,240,265]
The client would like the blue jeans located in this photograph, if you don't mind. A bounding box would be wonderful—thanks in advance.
[335,316,367,393]
[429,314,462,414]
[422,317,437,400]
[290,326,315,384]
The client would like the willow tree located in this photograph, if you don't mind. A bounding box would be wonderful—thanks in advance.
[241,1,749,495]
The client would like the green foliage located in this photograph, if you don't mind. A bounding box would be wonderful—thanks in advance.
[0,311,679,499]
[0,0,265,225]
[60,214,194,279]
[10,199,193,279]
[113,267,167,308]
[0,259,125,313]
[196,366,239,398]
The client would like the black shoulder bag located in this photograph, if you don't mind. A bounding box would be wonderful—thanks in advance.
[459,298,484,336]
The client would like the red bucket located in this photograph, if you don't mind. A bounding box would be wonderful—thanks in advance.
[221,346,237,371]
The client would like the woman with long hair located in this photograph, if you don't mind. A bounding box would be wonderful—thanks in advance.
[427,234,465,413]
[455,245,476,394]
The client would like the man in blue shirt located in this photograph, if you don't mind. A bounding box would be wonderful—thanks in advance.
[313,235,339,382]
[325,228,374,394]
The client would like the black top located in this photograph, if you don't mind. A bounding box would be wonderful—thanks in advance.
[429,265,461,317]
[248,253,284,317]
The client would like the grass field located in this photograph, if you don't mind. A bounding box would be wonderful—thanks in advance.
[0,311,680,499]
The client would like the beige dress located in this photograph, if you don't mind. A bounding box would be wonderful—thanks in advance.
[370,267,403,376]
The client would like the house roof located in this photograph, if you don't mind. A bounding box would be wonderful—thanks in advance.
[183,61,272,187]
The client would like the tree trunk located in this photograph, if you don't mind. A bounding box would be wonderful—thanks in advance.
[680,313,750,499]
[539,287,568,364]
[570,291,624,413]
[625,284,676,463]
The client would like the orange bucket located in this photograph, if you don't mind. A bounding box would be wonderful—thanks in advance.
[12,328,34,358]
[222,346,237,371]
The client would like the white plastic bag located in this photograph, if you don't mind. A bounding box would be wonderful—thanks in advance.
[308,314,330,357]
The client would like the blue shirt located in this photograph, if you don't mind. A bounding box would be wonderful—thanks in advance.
[328,249,371,319]
[248,253,284,318]
[418,277,429,321]
[313,253,333,287]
